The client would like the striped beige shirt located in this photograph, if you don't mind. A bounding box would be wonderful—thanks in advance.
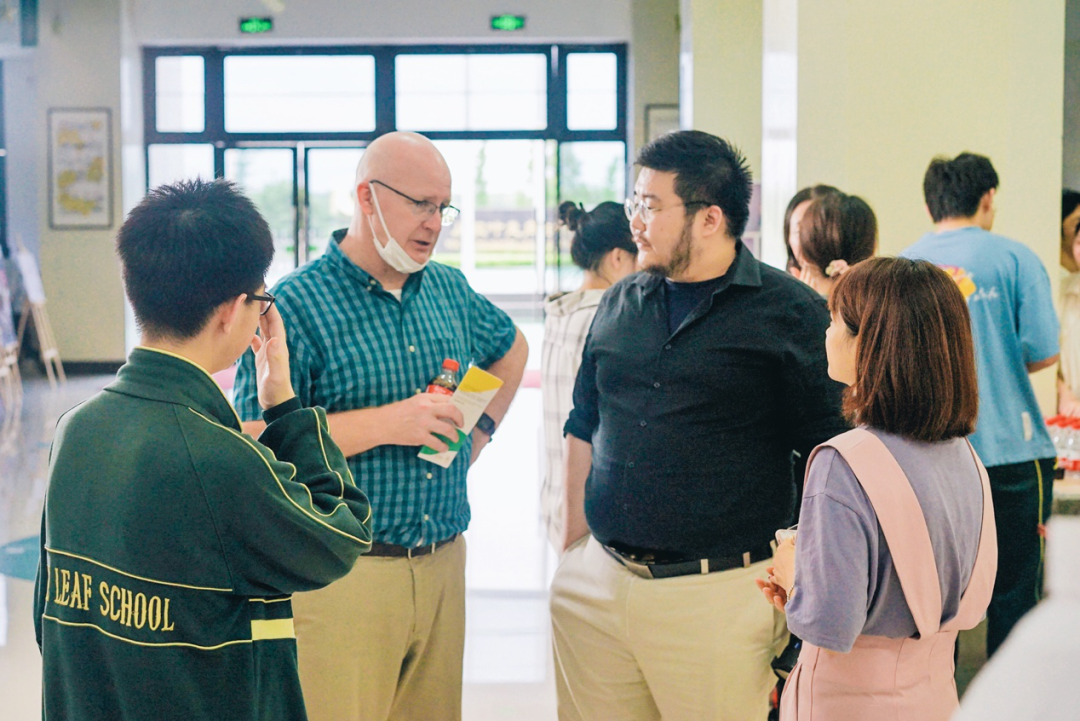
[541,288,607,551]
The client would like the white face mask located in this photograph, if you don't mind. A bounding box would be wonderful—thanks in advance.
[367,187,429,274]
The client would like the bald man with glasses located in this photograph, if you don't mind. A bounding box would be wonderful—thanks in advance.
[234,131,528,721]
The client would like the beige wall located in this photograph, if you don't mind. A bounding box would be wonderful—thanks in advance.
[680,0,764,176]
[27,0,126,362]
[760,0,798,268]
[797,0,1066,411]
[797,1,1065,264]
[630,0,680,157]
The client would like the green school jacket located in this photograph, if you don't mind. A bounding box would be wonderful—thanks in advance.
[34,347,373,720]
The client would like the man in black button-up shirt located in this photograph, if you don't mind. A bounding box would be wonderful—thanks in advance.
[550,131,846,721]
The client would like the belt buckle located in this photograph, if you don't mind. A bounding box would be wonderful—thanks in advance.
[407,542,437,559]
[604,545,654,579]
[621,557,654,579]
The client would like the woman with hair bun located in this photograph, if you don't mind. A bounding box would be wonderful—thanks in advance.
[541,200,638,551]
[792,193,878,298]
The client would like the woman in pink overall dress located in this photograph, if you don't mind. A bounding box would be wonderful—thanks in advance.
[759,257,997,721]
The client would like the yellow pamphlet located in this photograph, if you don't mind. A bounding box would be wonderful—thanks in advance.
[418,366,503,468]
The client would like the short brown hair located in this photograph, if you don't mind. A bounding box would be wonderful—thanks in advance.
[829,257,978,442]
[799,193,878,274]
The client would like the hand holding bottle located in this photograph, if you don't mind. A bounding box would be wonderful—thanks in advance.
[756,533,796,613]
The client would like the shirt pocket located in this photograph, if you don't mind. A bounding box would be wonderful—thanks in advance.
[421,298,471,364]
[429,334,471,380]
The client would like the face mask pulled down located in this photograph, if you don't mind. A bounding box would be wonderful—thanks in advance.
[367,187,430,274]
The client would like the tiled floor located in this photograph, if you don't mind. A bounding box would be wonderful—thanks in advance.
[0,368,558,720]
[0,374,108,721]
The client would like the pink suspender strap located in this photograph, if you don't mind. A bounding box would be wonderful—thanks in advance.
[944,440,998,632]
[810,428,943,640]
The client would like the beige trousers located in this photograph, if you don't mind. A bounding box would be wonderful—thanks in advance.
[550,536,787,721]
[293,535,466,721]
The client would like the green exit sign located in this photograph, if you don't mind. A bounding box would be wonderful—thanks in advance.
[239,17,274,34]
[490,14,526,32]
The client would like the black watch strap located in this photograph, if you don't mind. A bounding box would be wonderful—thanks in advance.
[475,412,496,439]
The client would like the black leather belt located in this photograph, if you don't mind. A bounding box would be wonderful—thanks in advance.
[602,542,773,580]
[367,534,458,558]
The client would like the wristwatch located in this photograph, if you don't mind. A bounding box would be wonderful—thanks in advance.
[474,412,496,439]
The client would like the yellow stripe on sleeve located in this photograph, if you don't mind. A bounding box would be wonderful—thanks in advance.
[251,618,295,641]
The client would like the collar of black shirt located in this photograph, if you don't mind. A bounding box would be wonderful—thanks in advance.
[632,239,762,296]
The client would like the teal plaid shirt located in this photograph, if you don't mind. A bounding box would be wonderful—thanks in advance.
[234,230,517,547]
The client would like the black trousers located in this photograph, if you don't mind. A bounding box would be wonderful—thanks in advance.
[984,457,1054,657]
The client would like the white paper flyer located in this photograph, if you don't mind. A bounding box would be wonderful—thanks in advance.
[418,366,503,468]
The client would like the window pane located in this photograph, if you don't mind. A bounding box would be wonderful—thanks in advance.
[147,144,214,189]
[155,56,205,133]
[559,141,625,204]
[557,141,626,292]
[396,54,547,131]
[306,148,364,261]
[224,56,376,133]
[224,148,296,287]
[566,53,618,131]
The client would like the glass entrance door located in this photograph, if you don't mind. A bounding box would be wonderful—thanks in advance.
[304,147,365,262]
[223,147,297,287]
[434,139,550,318]
[224,141,565,305]
[223,145,365,286]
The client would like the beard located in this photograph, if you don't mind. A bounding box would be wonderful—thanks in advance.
[643,217,695,279]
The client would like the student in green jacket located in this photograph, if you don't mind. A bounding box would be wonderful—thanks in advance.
[33,178,373,721]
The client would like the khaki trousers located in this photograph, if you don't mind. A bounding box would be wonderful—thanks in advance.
[550,536,787,721]
[293,535,466,721]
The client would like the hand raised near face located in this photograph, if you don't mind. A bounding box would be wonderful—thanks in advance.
[250,304,296,410]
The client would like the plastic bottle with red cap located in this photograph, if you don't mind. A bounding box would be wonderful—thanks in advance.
[1067,418,1080,483]
[427,359,460,396]
[1047,416,1067,479]
[1051,415,1080,482]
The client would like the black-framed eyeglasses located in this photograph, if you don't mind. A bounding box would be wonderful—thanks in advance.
[249,291,276,316]
[623,197,711,223]
[371,179,460,226]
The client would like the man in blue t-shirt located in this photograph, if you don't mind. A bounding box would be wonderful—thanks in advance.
[902,152,1059,656]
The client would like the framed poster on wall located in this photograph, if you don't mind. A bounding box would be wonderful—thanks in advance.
[48,107,113,229]
[645,103,680,143]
